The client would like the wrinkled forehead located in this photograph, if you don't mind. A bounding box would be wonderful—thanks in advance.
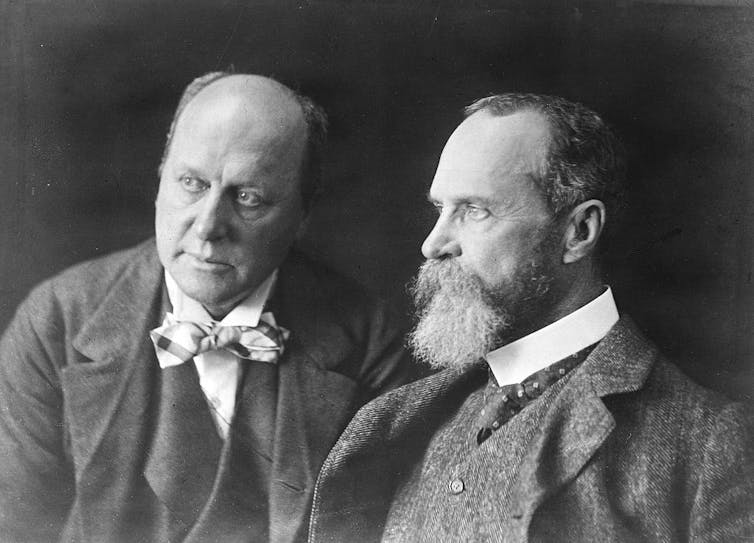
[428,110,552,210]
[436,110,551,181]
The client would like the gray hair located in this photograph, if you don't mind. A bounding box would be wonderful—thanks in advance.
[159,71,328,210]
[465,93,626,225]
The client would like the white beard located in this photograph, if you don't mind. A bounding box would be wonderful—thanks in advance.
[407,259,512,371]
[407,256,555,371]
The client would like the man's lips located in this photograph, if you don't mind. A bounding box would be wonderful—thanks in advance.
[183,252,233,270]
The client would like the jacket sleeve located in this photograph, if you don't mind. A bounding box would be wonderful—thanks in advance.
[689,402,754,542]
[0,284,75,543]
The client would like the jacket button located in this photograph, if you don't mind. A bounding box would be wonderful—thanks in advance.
[449,478,464,494]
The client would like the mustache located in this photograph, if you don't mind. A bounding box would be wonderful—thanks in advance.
[409,259,490,313]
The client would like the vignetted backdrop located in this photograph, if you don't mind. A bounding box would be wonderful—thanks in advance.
[2,0,753,399]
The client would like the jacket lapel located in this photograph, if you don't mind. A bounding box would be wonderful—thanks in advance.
[270,346,366,543]
[61,242,167,541]
[310,316,659,543]
[308,364,486,543]
[506,316,658,538]
[266,254,377,543]
[64,241,225,538]
[64,244,163,469]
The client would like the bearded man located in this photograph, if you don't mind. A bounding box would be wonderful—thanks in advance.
[307,94,754,542]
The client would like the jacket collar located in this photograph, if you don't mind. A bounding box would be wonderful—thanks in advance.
[71,241,164,367]
[66,242,370,542]
[501,315,658,537]
[65,241,164,472]
[309,363,487,543]
[267,251,375,543]
[310,316,658,543]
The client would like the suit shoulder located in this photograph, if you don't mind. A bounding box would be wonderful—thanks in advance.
[653,357,751,447]
[608,354,753,526]
[12,239,158,334]
[601,318,740,419]
[606,352,751,474]
[643,356,742,417]
[36,239,158,307]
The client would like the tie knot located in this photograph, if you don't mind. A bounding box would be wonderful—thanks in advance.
[150,314,290,368]
[205,324,243,350]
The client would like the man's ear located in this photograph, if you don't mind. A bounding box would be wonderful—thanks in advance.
[562,199,606,264]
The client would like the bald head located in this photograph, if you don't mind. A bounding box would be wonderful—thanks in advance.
[170,76,307,190]
[464,93,626,221]
[160,72,327,208]
[155,73,329,317]
[436,109,551,190]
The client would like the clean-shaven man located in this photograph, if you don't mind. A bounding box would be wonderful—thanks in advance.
[0,72,414,543]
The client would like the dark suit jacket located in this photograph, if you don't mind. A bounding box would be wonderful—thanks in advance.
[0,239,414,543]
[309,317,754,542]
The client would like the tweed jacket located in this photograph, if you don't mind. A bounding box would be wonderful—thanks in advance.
[0,239,413,543]
[309,317,754,542]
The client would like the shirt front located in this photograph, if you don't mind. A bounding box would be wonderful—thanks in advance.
[164,271,278,439]
[485,287,619,386]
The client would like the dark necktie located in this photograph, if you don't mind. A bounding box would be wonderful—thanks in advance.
[476,344,596,445]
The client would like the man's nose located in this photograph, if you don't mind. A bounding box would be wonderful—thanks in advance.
[421,215,461,260]
[193,190,230,241]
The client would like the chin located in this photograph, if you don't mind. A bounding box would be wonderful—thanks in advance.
[174,272,234,303]
[190,288,232,307]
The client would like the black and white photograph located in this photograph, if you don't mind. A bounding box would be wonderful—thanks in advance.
[1,1,753,541]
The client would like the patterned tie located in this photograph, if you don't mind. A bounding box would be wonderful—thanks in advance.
[150,311,290,367]
[476,344,596,445]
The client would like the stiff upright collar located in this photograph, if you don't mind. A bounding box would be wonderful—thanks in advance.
[485,287,619,387]
[165,270,278,326]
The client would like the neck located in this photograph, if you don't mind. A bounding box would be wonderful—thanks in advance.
[504,264,604,345]
[203,292,250,321]
[545,279,604,327]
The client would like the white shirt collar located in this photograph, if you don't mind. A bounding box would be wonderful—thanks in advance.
[485,287,619,386]
[164,270,278,327]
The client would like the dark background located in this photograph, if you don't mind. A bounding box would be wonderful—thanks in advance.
[2,0,753,400]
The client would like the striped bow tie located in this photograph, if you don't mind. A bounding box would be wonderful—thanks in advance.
[150,312,290,367]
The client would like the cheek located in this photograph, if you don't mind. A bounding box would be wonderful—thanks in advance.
[155,196,190,248]
[156,180,188,211]
[461,231,530,284]
[260,199,304,238]
[475,253,517,289]
[236,207,303,252]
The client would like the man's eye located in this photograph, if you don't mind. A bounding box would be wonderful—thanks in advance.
[236,189,263,208]
[179,175,207,193]
[463,206,490,221]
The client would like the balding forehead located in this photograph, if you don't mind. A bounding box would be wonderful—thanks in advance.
[172,76,306,151]
[180,75,304,130]
[438,110,551,178]
[455,110,551,152]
